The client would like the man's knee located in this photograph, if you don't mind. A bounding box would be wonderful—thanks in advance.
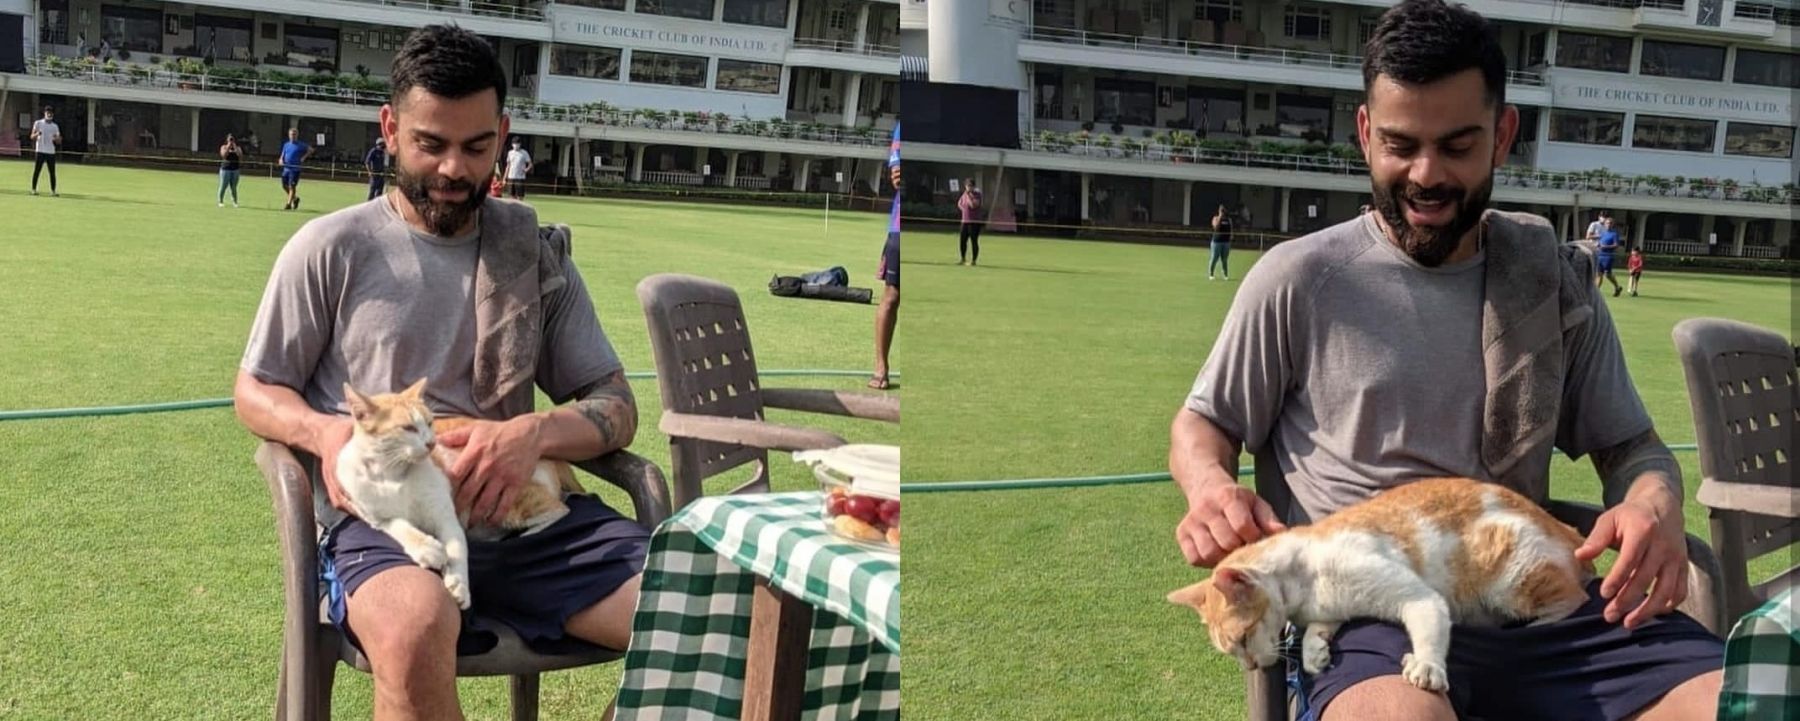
[346,566,461,669]
[1321,675,1455,721]
[1627,669,1721,721]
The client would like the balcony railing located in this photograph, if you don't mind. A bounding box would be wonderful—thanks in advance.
[26,56,390,105]
[1643,240,1783,259]
[1023,28,1546,86]
[790,37,902,58]
[18,55,888,145]
[336,0,544,21]
[1018,132,1799,205]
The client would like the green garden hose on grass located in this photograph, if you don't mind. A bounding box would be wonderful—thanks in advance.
[0,369,897,422]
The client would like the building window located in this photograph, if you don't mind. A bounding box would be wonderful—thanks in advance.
[1195,0,1242,25]
[1631,114,1716,153]
[101,4,165,53]
[39,0,69,46]
[716,59,781,94]
[1640,40,1725,81]
[1094,77,1155,127]
[636,0,713,21]
[1035,69,1065,120]
[549,44,622,80]
[1188,86,1245,134]
[1283,5,1331,42]
[828,8,849,32]
[194,14,254,63]
[1548,109,1625,145]
[558,0,626,9]
[1733,49,1798,89]
[724,0,788,28]
[630,50,709,87]
[1555,32,1633,73]
[283,24,339,73]
[1724,122,1794,158]
[1357,18,1377,52]
[1274,93,1331,140]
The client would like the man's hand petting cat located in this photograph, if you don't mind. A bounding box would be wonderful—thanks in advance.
[1177,482,1287,567]
[314,417,357,513]
[440,416,544,525]
[1575,493,1689,630]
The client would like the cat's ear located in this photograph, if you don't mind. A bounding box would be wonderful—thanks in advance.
[401,378,428,401]
[1166,579,1211,610]
[343,383,373,423]
[1212,567,1257,604]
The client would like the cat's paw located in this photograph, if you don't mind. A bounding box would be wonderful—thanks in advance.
[1302,634,1333,675]
[1400,653,1449,692]
[406,538,448,570]
[443,572,472,610]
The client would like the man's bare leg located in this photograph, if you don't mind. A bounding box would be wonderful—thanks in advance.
[346,566,465,721]
[872,285,898,387]
[564,574,644,721]
[1321,675,1455,721]
[1626,670,1721,721]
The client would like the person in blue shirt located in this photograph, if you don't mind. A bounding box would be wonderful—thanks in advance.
[364,138,388,201]
[279,128,313,210]
[1596,216,1624,297]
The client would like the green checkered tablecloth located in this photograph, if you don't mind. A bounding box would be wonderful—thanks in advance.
[1720,587,1799,721]
[615,492,899,721]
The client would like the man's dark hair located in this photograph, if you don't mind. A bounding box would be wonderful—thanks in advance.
[1362,0,1507,111]
[42,105,52,114]
[391,25,507,111]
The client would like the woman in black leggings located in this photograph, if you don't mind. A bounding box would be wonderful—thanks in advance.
[958,178,983,265]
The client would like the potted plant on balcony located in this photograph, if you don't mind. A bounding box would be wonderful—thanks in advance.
[1721,178,1739,199]
[1121,136,1146,158]
[1688,177,1714,198]
[1109,121,1124,135]
[1094,134,1115,156]
[1783,183,1798,204]
[713,112,731,132]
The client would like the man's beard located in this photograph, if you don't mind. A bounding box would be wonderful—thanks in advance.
[1370,173,1493,267]
[395,162,487,237]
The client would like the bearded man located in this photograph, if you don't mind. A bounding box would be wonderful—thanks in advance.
[234,25,646,721]
[1167,1,1722,720]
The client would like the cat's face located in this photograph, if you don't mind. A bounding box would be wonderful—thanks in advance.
[1167,567,1283,671]
[343,379,437,466]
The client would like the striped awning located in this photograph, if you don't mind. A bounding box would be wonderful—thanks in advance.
[900,54,928,81]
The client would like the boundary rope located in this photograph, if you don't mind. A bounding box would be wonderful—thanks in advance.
[0,369,896,421]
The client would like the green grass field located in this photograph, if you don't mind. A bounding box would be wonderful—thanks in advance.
[0,161,898,720]
[902,225,1792,720]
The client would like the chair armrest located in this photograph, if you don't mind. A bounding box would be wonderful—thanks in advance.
[1245,664,1288,721]
[761,388,900,424]
[572,450,673,529]
[660,411,846,452]
[1545,499,1727,635]
[255,440,322,695]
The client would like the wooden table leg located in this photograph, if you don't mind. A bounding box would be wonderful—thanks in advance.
[742,579,812,721]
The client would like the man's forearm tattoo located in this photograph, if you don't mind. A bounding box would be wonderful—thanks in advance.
[570,370,638,450]
[1591,428,1683,508]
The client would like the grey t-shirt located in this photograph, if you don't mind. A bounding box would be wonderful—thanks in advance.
[1185,212,1651,522]
[241,197,623,523]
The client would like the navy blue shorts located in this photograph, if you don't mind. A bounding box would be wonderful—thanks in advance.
[281,168,302,189]
[1305,579,1722,721]
[1597,254,1615,273]
[879,231,900,287]
[319,493,649,655]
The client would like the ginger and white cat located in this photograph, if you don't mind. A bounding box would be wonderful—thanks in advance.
[337,379,578,610]
[1166,477,1594,692]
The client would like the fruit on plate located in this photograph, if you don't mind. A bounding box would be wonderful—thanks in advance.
[844,495,883,525]
[834,514,884,543]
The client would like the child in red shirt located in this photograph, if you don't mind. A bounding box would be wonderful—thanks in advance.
[1627,249,1644,297]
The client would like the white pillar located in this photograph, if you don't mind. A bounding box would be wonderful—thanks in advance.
[1633,212,1648,250]
[793,157,811,191]
[1702,215,1716,248]
[189,108,199,152]
[1080,172,1091,221]
[1279,188,1292,233]
[725,150,741,187]
[694,147,708,174]
[842,72,863,128]
[1732,219,1747,256]
[763,151,780,178]
[630,144,646,182]
[1182,181,1193,227]
[87,97,96,146]
[854,2,870,50]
